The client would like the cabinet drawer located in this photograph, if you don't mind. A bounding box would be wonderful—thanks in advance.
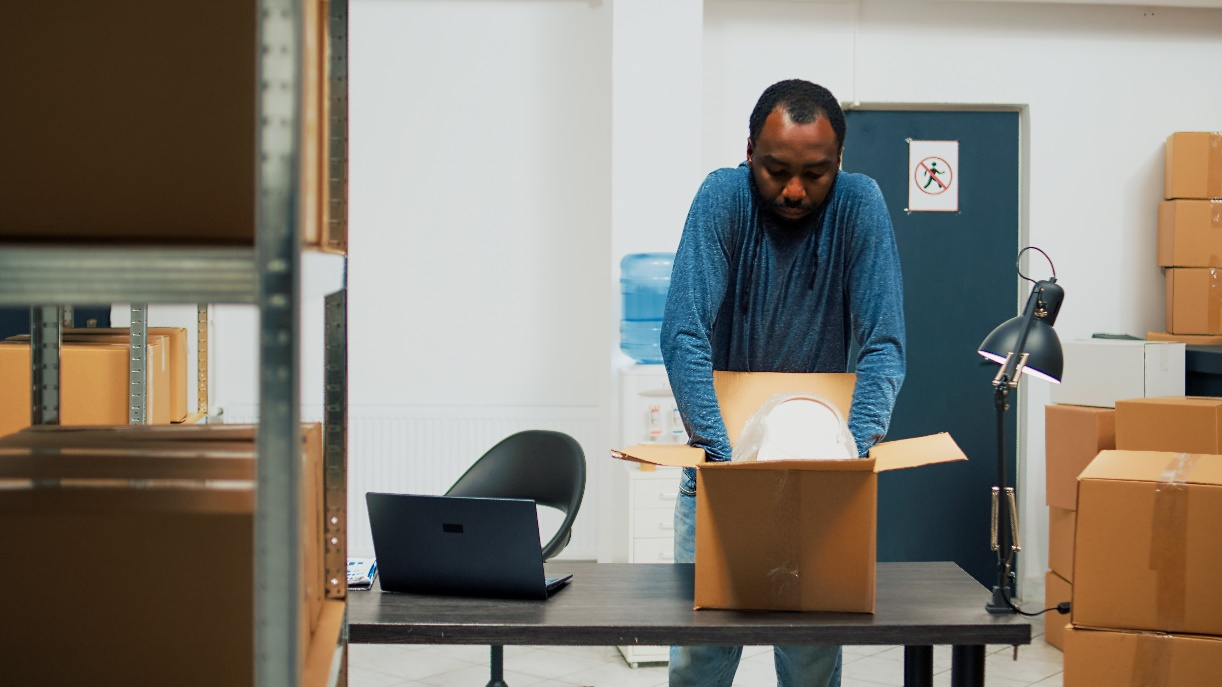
[632,477,681,508]
[632,507,675,539]
[632,537,675,563]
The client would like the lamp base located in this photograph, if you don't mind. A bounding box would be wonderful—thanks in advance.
[985,586,1014,614]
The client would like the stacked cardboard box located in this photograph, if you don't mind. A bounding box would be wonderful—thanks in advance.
[0,327,191,436]
[3,2,344,254]
[0,423,334,687]
[1062,398,1222,686]
[1043,404,1115,649]
[1150,132,1222,342]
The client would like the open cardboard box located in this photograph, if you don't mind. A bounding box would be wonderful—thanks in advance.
[612,371,965,613]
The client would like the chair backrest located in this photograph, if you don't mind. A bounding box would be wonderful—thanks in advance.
[444,430,586,560]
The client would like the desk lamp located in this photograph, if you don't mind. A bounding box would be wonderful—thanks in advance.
[977,247,1064,614]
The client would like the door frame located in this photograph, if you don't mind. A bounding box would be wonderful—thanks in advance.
[842,102,1045,597]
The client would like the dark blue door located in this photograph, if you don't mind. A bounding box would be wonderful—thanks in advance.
[843,110,1020,588]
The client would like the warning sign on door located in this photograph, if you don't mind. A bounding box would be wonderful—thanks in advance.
[908,140,958,212]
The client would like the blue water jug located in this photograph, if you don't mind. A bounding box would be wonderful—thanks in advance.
[620,253,674,364]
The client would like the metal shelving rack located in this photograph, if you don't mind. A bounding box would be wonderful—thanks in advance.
[0,1,349,684]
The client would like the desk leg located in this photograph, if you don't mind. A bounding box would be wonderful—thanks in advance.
[950,645,985,687]
[487,645,509,687]
[903,645,933,687]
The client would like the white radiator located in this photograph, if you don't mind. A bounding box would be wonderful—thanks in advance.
[221,404,602,561]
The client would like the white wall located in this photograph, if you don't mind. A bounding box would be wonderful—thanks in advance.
[344,0,611,558]
[176,0,1221,580]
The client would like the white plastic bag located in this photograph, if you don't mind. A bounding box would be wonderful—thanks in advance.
[730,392,859,462]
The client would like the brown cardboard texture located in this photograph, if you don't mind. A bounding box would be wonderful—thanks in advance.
[1063,625,1222,687]
[612,372,965,612]
[0,339,171,437]
[4,4,335,252]
[1147,331,1222,346]
[1166,268,1222,336]
[1044,571,1071,651]
[1073,451,1222,636]
[1165,132,1222,201]
[0,422,326,651]
[1048,506,1076,581]
[1158,200,1222,267]
[1045,404,1115,511]
[1116,397,1222,454]
[8,327,190,422]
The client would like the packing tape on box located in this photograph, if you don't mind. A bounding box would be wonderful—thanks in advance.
[766,470,802,609]
[1131,633,1172,687]
[1212,202,1222,268]
[1211,268,1221,333]
[1211,133,1222,198]
[1151,453,1195,631]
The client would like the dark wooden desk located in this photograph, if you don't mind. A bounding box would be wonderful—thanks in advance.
[348,561,1031,687]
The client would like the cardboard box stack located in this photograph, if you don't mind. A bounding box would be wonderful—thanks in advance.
[0,423,338,687]
[1042,337,1185,651]
[0,327,191,437]
[1150,132,1222,343]
[1060,397,1222,686]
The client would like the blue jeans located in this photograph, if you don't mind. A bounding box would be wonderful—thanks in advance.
[670,469,842,687]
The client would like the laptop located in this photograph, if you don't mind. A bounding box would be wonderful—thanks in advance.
[366,492,573,600]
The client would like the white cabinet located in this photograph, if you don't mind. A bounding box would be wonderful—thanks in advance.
[616,463,680,665]
[613,364,685,666]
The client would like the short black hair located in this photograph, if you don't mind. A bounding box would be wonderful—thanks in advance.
[748,80,846,151]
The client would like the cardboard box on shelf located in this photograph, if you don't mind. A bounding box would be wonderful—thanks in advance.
[1166,268,1222,336]
[1158,200,1222,267]
[0,422,326,686]
[1063,625,1222,687]
[7,327,190,422]
[1044,571,1072,651]
[1116,397,1222,454]
[1048,505,1076,582]
[0,422,327,636]
[1045,405,1115,512]
[1049,340,1185,409]
[0,338,172,437]
[612,371,966,613]
[1073,450,1222,637]
[1147,331,1222,346]
[3,3,341,254]
[1164,132,1222,201]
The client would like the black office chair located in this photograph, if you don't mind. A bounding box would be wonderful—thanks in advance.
[444,429,587,687]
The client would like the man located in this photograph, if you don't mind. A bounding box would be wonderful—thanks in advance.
[660,79,905,687]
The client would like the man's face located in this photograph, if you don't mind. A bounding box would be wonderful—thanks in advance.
[747,107,842,223]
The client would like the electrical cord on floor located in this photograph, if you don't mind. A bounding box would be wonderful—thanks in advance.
[1000,583,1072,617]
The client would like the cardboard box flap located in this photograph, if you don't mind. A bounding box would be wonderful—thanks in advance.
[1079,450,1222,486]
[612,444,705,468]
[868,433,966,472]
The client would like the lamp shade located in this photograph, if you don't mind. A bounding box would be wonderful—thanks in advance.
[978,316,1063,383]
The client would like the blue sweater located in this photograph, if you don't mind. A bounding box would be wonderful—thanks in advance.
[661,163,906,467]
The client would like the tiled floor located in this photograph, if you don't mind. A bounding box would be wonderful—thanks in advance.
[348,612,1064,687]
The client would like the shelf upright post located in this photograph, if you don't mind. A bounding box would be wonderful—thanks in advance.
[328,0,348,254]
[255,0,304,684]
[129,303,148,424]
[323,0,350,605]
[30,306,62,426]
[323,283,347,600]
[197,303,210,415]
